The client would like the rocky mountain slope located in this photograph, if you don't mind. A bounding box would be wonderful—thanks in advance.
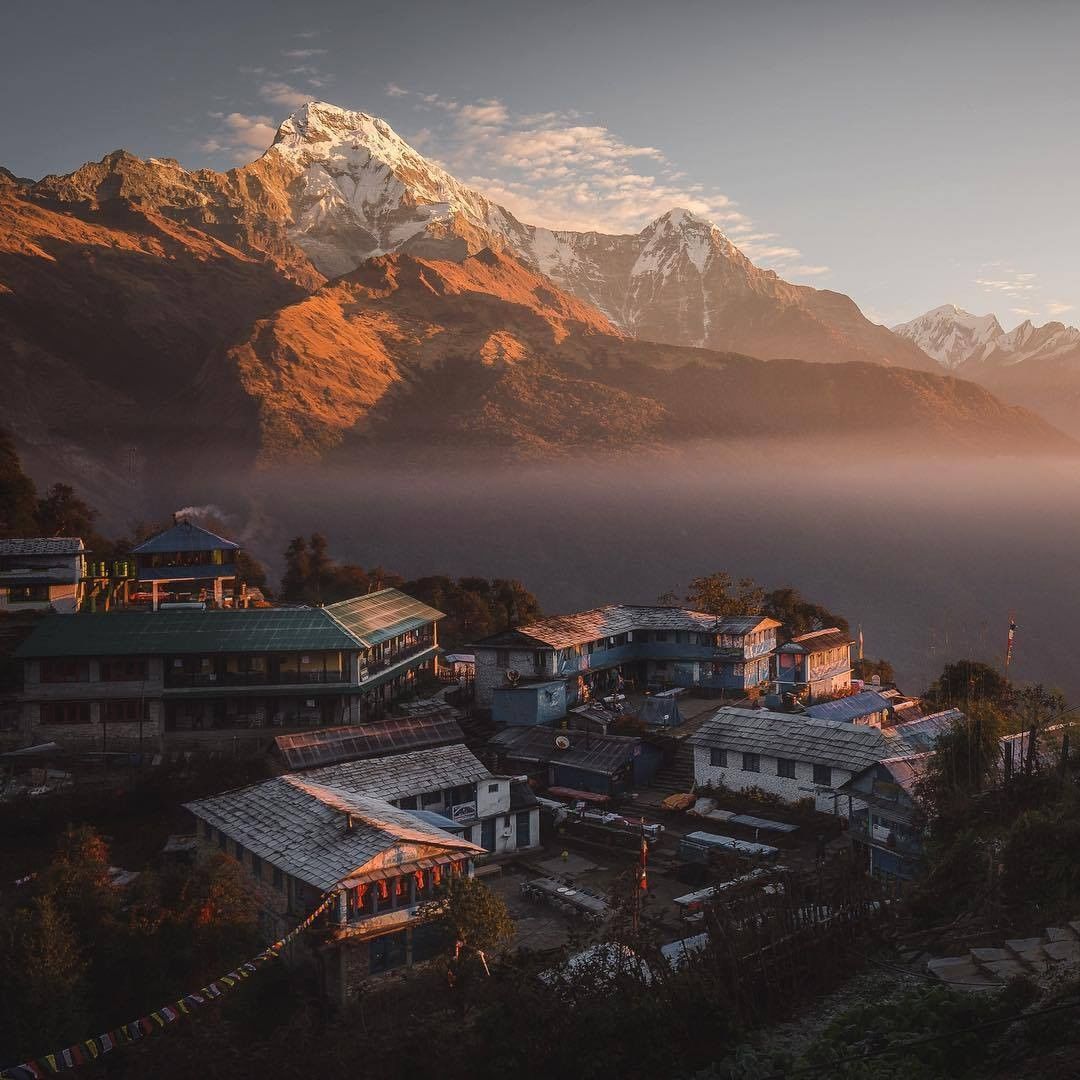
[894,304,1080,435]
[194,248,1073,463]
[19,101,937,370]
[1,105,1072,495]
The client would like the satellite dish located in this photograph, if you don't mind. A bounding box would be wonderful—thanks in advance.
[554,734,571,751]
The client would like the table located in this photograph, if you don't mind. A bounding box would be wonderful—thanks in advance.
[521,877,610,921]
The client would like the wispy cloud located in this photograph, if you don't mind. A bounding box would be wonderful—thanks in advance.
[382,83,820,276]
[199,112,278,164]
[1046,301,1075,317]
[295,30,321,39]
[282,48,326,58]
[260,80,311,108]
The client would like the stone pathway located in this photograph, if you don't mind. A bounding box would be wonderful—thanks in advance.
[926,918,1080,991]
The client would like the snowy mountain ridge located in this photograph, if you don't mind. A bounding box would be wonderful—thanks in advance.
[893,303,1080,369]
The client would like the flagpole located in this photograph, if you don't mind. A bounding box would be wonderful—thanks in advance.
[1004,612,1016,685]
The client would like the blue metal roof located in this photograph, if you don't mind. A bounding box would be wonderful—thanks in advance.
[804,691,892,724]
[132,521,240,555]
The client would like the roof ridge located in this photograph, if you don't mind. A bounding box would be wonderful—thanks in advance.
[318,603,371,648]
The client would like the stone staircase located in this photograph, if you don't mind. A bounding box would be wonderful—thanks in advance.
[650,742,695,794]
[927,919,1080,991]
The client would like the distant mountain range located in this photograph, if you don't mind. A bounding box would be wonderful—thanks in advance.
[0,100,1073,504]
[893,304,1080,436]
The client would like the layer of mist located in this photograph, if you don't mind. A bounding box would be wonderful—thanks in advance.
[123,447,1080,700]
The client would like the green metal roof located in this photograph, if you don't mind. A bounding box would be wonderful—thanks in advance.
[324,588,443,647]
[15,609,362,658]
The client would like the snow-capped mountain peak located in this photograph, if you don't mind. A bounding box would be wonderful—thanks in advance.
[891,304,1004,368]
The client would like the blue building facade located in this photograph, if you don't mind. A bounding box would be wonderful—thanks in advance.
[472,607,781,710]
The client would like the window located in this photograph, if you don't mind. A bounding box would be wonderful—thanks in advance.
[742,753,761,773]
[39,702,91,725]
[516,810,532,848]
[654,631,669,642]
[100,658,148,681]
[251,855,262,880]
[6,585,50,602]
[487,783,500,794]
[776,758,797,779]
[449,783,474,805]
[495,649,510,667]
[534,651,545,670]
[398,796,418,810]
[709,748,727,768]
[273,867,284,891]
[369,930,408,974]
[40,660,89,684]
[101,700,149,723]
[421,790,441,807]
[813,764,832,786]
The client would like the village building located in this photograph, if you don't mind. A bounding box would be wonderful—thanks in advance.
[803,689,894,727]
[14,588,443,752]
[184,775,485,1002]
[470,606,781,715]
[773,628,854,704]
[840,755,929,880]
[299,743,541,855]
[0,538,86,614]
[274,712,467,770]
[488,724,663,802]
[127,520,241,611]
[687,706,921,813]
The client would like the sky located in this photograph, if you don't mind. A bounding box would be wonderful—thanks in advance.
[3,0,1079,328]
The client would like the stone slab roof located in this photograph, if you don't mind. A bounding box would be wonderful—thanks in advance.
[688,706,917,773]
[185,775,482,892]
[301,743,491,802]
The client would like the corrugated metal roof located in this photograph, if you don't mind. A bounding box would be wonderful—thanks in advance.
[184,776,482,891]
[490,725,638,776]
[0,538,85,555]
[324,589,444,647]
[804,691,892,723]
[475,606,778,650]
[777,628,853,655]
[15,608,361,658]
[132,521,240,554]
[889,709,963,752]
[275,714,465,770]
[302,744,491,803]
[688,706,914,772]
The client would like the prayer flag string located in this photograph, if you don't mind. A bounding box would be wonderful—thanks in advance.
[0,893,336,1078]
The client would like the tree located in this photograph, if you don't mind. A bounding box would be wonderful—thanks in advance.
[42,825,119,940]
[0,427,39,537]
[917,704,1007,825]
[855,657,895,685]
[685,572,765,617]
[924,660,1008,708]
[35,482,99,539]
[280,536,311,601]
[419,876,514,956]
[0,895,88,1064]
[763,587,850,640]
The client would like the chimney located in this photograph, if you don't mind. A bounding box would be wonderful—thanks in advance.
[344,812,355,834]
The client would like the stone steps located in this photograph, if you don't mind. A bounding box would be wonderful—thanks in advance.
[928,917,1080,991]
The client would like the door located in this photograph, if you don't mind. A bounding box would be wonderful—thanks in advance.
[481,817,496,852]
[515,810,532,849]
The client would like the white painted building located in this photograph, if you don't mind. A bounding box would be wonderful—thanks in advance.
[301,743,540,856]
[0,538,85,613]
[687,706,919,814]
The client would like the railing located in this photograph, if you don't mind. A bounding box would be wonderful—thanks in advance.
[364,640,435,677]
[849,819,922,856]
[164,670,347,689]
